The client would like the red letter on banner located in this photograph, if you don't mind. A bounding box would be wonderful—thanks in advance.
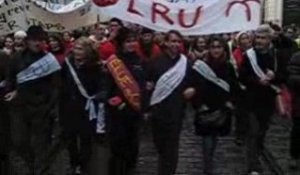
[127,0,144,17]
[152,2,174,25]
[179,6,202,28]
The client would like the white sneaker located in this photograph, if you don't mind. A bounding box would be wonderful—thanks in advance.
[249,171,260,175]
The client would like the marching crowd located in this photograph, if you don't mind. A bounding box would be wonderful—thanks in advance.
[0,18,300,175]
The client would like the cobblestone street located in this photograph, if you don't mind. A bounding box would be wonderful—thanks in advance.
[136,113,299,175]
[15,111,299,175]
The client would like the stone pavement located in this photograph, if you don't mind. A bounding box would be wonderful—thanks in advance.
[10,111,299,175]
[136,115,267,175]
[135,113,297,175]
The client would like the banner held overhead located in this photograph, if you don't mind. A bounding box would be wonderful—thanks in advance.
[0,0,262,35]
[94,0,262,35]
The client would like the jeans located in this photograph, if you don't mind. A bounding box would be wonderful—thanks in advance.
[9,104,53,175]
[202,135,218,175]
[235,105,249,140]
[290,117,300,159]
[152,117,183,175]
[246,110,272,172]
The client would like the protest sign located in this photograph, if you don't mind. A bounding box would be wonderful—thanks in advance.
[94,0,262,35]
[0,0,98,35]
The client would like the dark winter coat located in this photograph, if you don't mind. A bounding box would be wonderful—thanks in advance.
[191,60,237,136]
[60,57,108,135]
[287,52,300,118]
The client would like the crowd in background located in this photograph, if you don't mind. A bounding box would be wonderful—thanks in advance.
[0,19,300,175]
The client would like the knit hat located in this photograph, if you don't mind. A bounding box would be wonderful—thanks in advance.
[235,31,248,44]
[14,30,27,38]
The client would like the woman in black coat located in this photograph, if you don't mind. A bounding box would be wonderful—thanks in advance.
[191,37,237,175]
[105,28,145,175]
[60,37,108,175]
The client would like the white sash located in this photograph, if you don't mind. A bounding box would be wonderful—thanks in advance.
[66,58,105,134]
[193,60,230,92]
[246,48,268,80]
[246,48,281,92]
[0,80,5,88]
[228,41,238,74]
[150,54,187,106]
[17,53,61,84]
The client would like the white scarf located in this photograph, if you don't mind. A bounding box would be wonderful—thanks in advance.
[17,53,61,84]
[66,58,105,134]
[0,80,5,88]
[193,59,230,92]
[246,48,280,92]
[246,48,268,80]
[150,54,187,106]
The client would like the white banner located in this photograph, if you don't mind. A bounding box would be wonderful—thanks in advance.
[0,0,99,35]
[94,0,262,35]
[0,0,262,35]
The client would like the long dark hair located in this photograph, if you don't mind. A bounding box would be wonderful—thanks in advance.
[191,36,207,51]
[48,34,65,53]
[115,27,136,52]
[206,36,230,63]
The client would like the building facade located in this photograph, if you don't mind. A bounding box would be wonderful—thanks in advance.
[283,0,300,25]
[264,0,300,26]
[263,0,283,25]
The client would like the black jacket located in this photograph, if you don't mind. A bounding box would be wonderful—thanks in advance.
[287,52,300,95]
[239,48,279,109]
[59,57,108,133]
[0,51,9,98]
[191,60,236,136]
[7,49,60,106]
[287,52,300,118]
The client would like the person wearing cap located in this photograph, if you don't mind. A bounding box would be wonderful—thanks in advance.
[14,30,27,53]
[6,25,61,174]
[239,25,282,175]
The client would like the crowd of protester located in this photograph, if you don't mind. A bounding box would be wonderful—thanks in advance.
[0,18,300,175]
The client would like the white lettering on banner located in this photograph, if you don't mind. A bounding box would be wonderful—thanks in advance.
[94,0,262,35]
[0,0,98,35]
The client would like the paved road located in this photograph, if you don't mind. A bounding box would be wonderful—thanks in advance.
[136,113,297,175]
[11,111,300,175]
